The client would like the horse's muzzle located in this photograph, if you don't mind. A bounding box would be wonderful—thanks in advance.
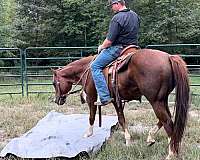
[55,95,67,105]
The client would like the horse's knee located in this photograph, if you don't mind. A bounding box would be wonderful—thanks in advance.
[88,103,97,126]
[89,114,96,125]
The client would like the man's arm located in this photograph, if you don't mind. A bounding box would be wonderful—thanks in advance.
[98,38,112,53]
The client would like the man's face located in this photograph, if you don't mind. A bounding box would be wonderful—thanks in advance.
[111,2,119,12]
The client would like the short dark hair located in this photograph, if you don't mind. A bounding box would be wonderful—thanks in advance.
[109,0,126,6]
[118,0,125,5]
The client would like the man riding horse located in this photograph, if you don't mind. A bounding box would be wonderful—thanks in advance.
[90,0,140,106]
[52,1,190,159]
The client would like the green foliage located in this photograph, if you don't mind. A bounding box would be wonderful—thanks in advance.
[1,0,200,47]
[0,0,16,47]
[13,0,110,47]
[133,0,200,45]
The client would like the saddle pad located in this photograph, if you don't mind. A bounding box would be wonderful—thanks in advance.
[0,111,117,158]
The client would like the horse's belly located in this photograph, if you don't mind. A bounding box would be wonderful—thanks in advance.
[119,86,141,101]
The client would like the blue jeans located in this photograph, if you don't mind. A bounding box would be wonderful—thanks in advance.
[90,46,122,103]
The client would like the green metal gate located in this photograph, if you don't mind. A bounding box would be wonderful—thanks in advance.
[0,48,24,96]
[0,44,199,97]
[23,47,96,96]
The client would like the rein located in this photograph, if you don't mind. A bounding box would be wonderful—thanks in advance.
[67,67,90,96]
[54,67,90,104]
[63,55,97,97]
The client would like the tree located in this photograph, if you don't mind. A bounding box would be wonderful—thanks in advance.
[14,0,110,47]
[133,0,200,46]
[0,0,16,47]
[12,0,200,47]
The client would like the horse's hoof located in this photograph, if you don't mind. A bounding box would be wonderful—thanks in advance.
[147,140,155,146]
[83,132,93,138]
[165,154,173,160]
[125,139,132,146]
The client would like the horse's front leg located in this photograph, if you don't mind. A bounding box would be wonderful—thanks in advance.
[83,100,97,138]
[114,102,131,146]
[146,121,162,146]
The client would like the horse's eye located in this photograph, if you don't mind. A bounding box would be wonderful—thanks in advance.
[52,81,56,86]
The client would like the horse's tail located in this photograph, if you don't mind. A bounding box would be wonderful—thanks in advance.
[169,55,190,154]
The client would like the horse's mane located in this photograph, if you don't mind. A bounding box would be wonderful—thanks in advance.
[68,55,94,67]
[57,55,95,77]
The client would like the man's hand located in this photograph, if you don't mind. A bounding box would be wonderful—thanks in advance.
[97,38,112,54]
[98,45,103,54]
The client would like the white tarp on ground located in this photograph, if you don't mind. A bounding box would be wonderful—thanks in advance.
[0,111,117,158]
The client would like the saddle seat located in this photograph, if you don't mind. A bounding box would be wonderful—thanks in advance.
[107,45,140,74]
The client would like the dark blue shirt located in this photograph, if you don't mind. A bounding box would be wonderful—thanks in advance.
[107,9,140,46]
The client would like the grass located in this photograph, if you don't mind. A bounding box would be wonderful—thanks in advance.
[0,93,200,160]
[0,76,200,160]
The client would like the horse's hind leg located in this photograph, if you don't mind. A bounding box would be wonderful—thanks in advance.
[147,106,172,146]
[152,100,175,160]
[113,102,131,146]
[147,121,162,146]
[147,99,172,145]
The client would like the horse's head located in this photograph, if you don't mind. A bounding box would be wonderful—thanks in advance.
[52,69,73,105]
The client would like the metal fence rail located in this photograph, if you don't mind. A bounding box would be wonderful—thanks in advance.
[0,48,24,96]
[24,47,97,96]
[0,44,199,97]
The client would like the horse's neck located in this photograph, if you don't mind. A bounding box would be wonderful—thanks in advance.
[60,56,93,83]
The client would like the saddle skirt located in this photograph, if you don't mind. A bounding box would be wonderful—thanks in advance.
[104,45,140,105]
[107,45,140,74]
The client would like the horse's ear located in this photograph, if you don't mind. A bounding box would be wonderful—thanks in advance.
[51,68,57,76]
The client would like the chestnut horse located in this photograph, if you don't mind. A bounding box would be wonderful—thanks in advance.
[52,48,190,160]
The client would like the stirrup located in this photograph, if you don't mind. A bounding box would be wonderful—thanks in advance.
[94,98,114,106]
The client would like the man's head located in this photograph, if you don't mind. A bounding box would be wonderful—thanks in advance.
[109,0,125,5]
[108,0,126,12]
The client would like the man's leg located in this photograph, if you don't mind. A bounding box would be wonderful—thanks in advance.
[90,46,121,104]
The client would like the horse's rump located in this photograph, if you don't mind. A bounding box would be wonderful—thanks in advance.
[113,49,173,101]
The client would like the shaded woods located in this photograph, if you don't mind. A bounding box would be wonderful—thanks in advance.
[0,0,200,48]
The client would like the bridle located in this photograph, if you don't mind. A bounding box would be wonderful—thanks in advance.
[52,80,67,104]
[53,56,96,104]
[53,67,90,103]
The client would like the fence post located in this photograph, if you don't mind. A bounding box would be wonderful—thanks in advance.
[23,48,29,97]
[19,48,25,96]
